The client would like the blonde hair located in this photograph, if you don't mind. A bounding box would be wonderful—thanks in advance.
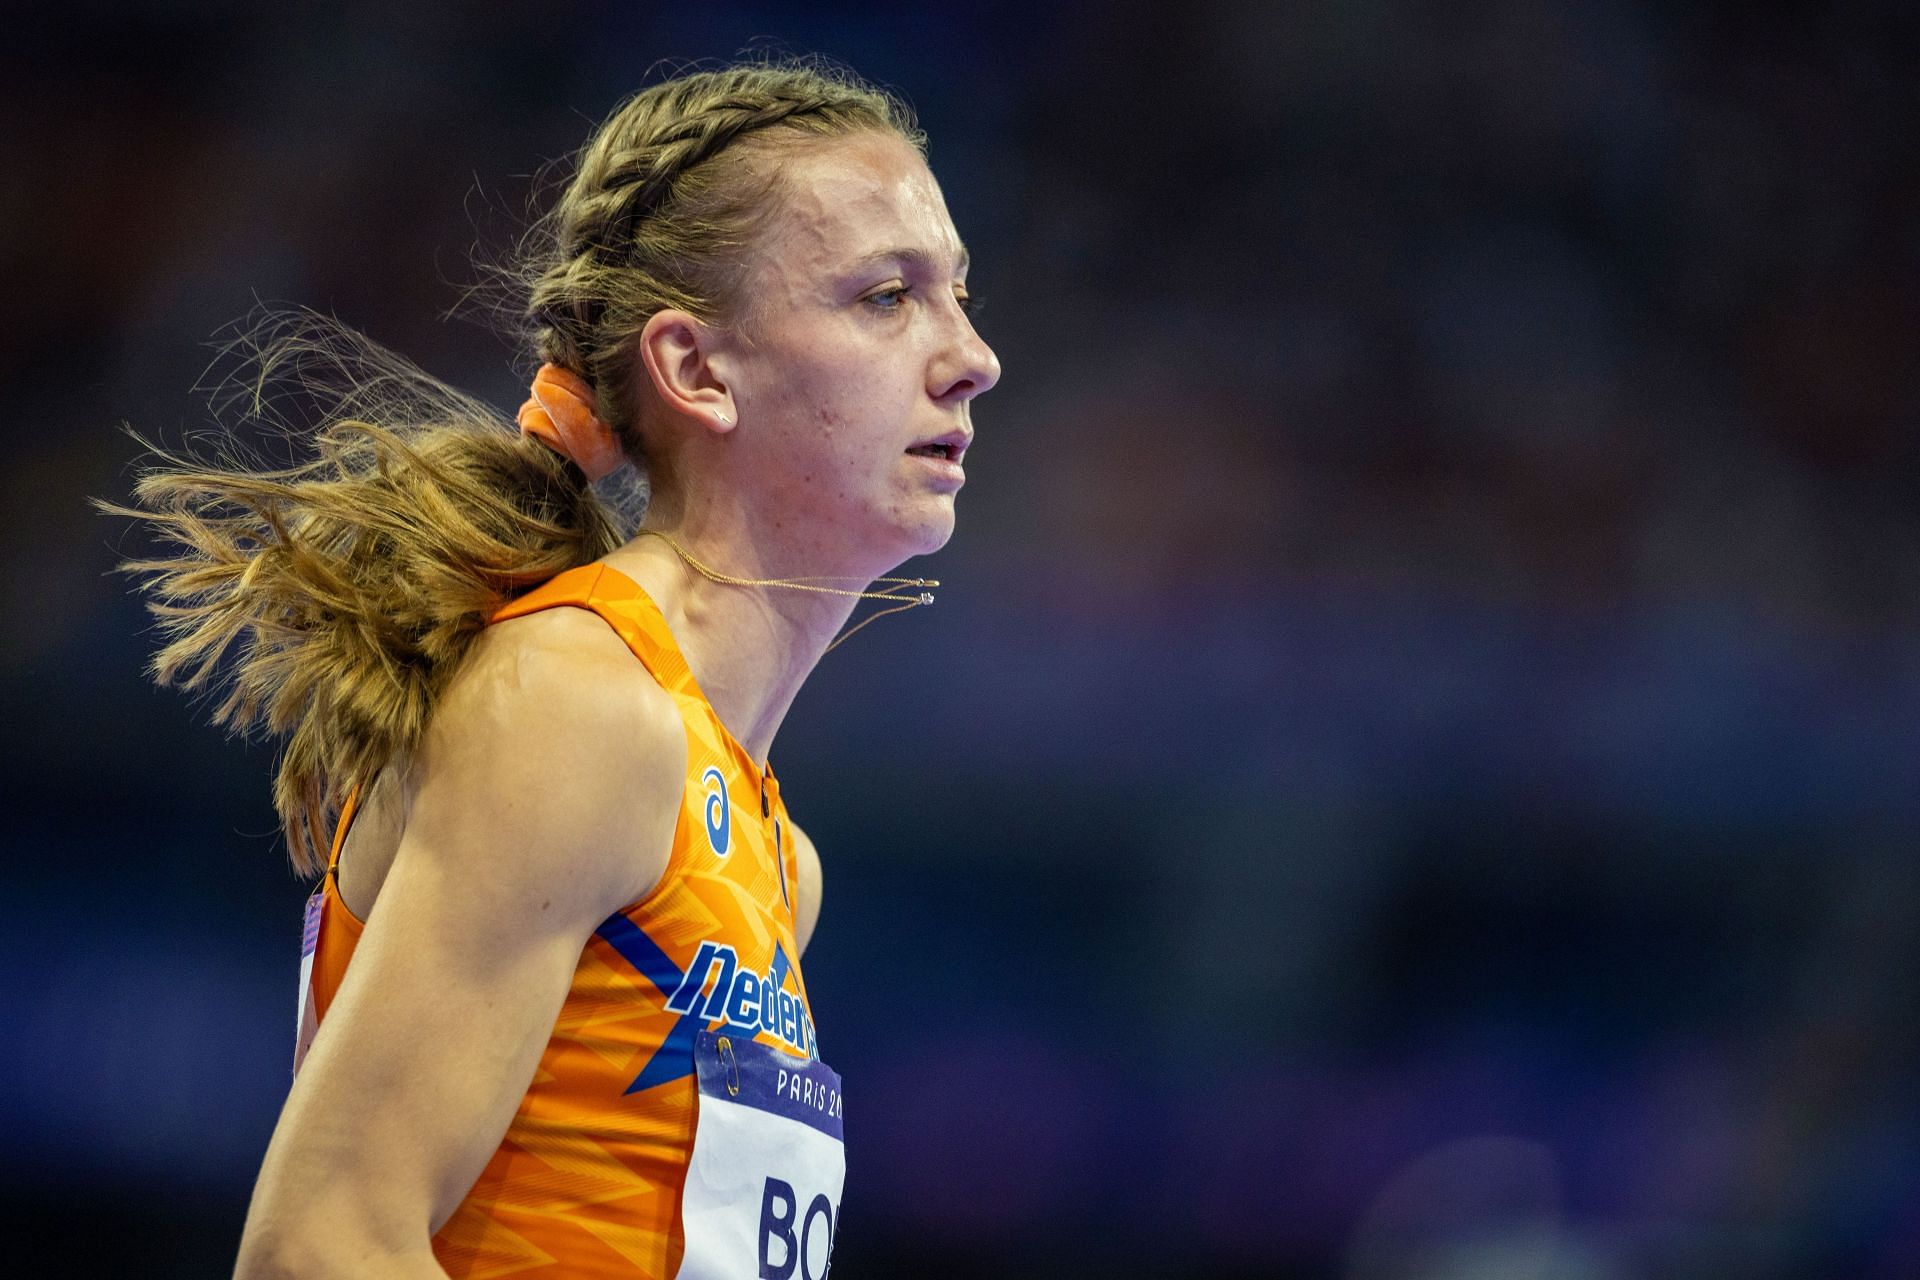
[108,60,921,875]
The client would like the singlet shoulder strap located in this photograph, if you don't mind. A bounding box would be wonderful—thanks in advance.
[488,563,702,699]
[327,784,361,875]
[324,565,698,880]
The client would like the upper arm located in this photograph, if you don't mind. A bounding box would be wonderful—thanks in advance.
[238,612,686,1274]
[789,819,823,957]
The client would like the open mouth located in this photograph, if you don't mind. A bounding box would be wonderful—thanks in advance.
[906,443,959,460]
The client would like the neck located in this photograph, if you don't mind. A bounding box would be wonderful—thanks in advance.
[600,523,878,767]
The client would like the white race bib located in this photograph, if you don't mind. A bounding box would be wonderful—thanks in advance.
[677,1030,845,1280]
[292,887,324,1073]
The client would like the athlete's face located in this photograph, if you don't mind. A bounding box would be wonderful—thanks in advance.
[721,131,1000,572]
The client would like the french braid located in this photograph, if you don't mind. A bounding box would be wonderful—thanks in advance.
[526,64,923,459]
[108,59,922,874]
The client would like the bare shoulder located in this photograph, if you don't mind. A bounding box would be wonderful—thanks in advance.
[459,603,668,712]
[412,603,689,917]
[237,603,693,1265]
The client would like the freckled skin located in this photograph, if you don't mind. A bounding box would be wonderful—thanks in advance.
[702,131,1002,582]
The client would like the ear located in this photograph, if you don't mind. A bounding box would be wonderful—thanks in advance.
[637,309,739,435]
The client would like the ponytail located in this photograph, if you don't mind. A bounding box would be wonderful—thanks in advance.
[106,311,632,874]
[107,58,921,874]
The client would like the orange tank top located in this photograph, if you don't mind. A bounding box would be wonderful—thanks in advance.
[298,563,819,1278]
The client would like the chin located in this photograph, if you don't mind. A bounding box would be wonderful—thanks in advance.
[871,502,956,569]
[904,504,958,557]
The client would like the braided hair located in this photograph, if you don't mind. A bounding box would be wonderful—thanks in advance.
[108,59,922,873]
[527,63,924,481]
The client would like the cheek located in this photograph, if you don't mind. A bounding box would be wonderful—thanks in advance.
[763,342,862,422]
[789,373,899,464]
[755,386,869,501]
[743,330,919,485]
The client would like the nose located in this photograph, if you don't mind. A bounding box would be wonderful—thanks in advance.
[931,309,1002,404]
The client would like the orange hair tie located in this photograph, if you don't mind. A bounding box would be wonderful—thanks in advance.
[516,363,626,482]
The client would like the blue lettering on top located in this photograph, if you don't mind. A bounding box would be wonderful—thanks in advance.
[665,940,816,1059]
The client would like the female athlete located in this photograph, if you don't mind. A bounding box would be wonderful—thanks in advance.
[119,61,998,1278]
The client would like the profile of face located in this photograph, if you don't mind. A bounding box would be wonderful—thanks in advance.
[707,131,1002,574]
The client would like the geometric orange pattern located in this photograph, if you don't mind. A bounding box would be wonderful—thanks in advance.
[306,563,814,1278]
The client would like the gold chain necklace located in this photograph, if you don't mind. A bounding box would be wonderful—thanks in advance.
[639,529,938,653]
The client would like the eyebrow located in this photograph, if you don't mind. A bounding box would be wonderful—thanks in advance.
[845,244,971,277]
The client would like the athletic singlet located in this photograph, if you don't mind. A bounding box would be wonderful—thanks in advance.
[294,562,844,1278]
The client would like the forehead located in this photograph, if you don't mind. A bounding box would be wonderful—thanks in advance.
[753,131,964,277]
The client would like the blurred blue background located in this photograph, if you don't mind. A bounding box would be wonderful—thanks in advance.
[7,1,1920,1276]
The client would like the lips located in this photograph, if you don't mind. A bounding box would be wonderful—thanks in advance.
[905,428,972,462]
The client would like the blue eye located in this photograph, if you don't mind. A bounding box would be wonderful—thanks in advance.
[865,286,982,317]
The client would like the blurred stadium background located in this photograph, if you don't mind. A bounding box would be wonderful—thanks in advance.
[5,1,1918,1276]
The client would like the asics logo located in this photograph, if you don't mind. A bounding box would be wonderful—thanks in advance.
[702,766,731,856]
